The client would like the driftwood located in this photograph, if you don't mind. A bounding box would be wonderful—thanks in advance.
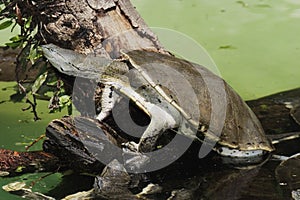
[0,149,61,177]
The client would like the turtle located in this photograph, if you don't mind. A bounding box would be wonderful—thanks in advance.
[41,44,274,166]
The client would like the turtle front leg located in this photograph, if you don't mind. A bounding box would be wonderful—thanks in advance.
[136,103,178,152]
[111,84,179,153]
[102,82,179,153]
[96,85,119,121]
[123,102,178,153]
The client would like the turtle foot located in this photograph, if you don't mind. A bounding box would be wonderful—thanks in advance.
[122,141,139,152]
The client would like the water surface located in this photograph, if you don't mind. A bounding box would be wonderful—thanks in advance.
[132,0,300,99]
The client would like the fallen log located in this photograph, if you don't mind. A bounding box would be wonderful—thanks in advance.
[0,149,61,177]
[247,87,300,134]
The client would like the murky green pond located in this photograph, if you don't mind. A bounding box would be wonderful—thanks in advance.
[0,0,299,199]
[132,0,300,100]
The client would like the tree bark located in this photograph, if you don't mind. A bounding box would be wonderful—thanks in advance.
[10,0,168,57]
[0,149,62,176]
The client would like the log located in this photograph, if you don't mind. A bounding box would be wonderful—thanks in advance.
[42,116,124,174]
[2,0,167,57]
[0,149,62,177]
[247,88,300,134]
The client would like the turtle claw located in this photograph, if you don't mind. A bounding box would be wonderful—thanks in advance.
[122,141,139,152]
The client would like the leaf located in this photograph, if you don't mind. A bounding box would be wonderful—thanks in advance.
[5,41,21,48]
[28,47,37,64]
[32,72,48,94]
[59,95,71,105]
[25,16,32,29]
[9,35,24,42]
[15,166,25,173]
[0,20,12,30]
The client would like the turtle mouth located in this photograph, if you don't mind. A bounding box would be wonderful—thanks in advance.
[216,146,270,167]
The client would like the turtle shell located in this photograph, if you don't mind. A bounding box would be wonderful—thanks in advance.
[123,50,274,153]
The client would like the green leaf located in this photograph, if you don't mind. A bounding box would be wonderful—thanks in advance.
[0,20,12,30]
[25,16,32,29]
[59,95,71,105]
[15,166,25,173]
[28,47,37,64]
[32,72,48,94]
[9,35,24,42]
[5,41,21,48]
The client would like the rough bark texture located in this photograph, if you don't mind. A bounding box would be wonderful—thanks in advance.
[0,149,62,176]
[43,116,126,174]
[28,0,167,57]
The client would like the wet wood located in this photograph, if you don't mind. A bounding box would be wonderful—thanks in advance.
[276,154,300,197]
[247,88,300,134]
[43,116,126,174]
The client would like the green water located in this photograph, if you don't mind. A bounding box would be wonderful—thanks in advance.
[0,0,299,199]
[0,83,66,151]
[0,82,66,199]
[132,0,300,100]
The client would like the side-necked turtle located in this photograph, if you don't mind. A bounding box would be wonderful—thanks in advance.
[42,44,274,165]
